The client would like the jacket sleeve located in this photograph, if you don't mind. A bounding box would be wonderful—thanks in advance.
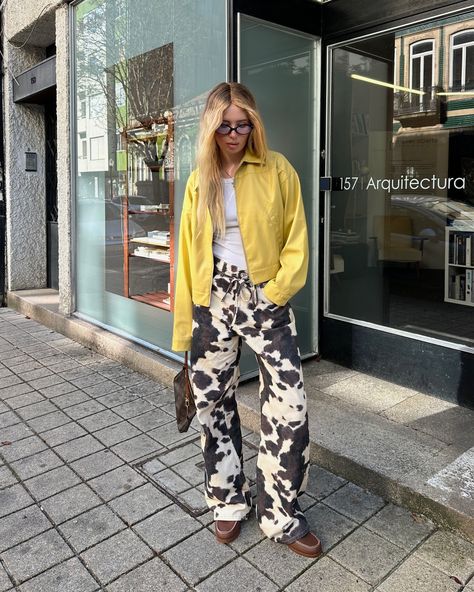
[171,175,195,352]
[263,162,309,306]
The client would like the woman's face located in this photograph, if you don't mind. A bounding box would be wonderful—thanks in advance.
[214,104,251,160]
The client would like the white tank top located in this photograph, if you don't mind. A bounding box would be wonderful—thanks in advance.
[212,178,247,270]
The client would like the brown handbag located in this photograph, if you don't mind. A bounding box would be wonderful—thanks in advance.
[173,352,196,432]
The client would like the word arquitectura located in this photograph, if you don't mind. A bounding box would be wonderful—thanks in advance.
[340,176,466,191]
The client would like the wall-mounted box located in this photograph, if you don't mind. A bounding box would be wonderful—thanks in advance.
[13,55,56,104]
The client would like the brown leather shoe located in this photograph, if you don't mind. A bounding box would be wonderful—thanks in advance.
[287,531,322,558]
[215,520,241,544]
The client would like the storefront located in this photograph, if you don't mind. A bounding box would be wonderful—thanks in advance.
[70,0,474,404]
[322,0,474,405]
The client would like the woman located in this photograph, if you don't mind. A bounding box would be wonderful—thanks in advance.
[172,82,321,558]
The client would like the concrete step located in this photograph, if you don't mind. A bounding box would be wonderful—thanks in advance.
[236,360,474,543]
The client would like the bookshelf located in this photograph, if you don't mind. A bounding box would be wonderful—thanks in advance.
[445,227,474,307]
[122,114,175,312]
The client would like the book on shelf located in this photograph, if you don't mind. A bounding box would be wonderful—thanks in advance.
[450,232,474,266]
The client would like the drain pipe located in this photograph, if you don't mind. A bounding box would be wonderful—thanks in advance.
[0,9,6,307]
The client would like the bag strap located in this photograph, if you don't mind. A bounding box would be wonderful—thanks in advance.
[184,351,189,369]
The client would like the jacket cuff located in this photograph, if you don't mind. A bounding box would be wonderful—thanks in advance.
[263,281,289,307]
[171,337,192,352]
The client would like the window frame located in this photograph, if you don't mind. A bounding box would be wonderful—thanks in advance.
[450,29,474,91]
[409,38,435,92]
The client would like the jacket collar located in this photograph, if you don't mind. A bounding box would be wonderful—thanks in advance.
[241,148,264,165]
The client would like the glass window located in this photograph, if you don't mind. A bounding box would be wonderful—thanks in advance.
[328,11,474,349]
[410,40,434,92]
[451,30,474,91]
[74,0,226,351]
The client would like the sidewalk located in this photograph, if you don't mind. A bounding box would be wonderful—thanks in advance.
[0,306,473,592]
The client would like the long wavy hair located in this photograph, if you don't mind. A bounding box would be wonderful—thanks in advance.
[196,82,268,236]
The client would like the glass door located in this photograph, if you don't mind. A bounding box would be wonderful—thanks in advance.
[238,14,320,374]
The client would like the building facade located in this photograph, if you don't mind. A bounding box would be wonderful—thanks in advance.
[2,0,474,406]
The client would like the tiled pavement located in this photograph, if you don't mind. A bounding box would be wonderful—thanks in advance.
[0,307,473,592]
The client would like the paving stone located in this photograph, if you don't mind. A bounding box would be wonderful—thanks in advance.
[6,391,44,409]
[12,449,63,480]
[27,410,70,433]
[69,373,108,389]
[244,537,316,587]
[0,435,47,462]
[365,504,435,550]
[155,468,194,495]
[324,482,386,523]
[0,375,23,390]
[46,359,82,373]
[41,422,87,447]
[1,528,73,584]
[110,371,148,388]
[94,422,141,447]
[163,527,236,586]
[70,449,124,480]
[10,360,43,374]
[41,484,103,524]
[299,492,319,511]
[0,563,12,592]
[0,505,52,553]
[113,399,155,420]
[52,390,91,409]
[0,382,34,400]
[106,557,187,592]
[16,400,58,421]
[96,390,137,408]
[65,400,108,421]
[375,555,462,592]
[306,465,348,500]
[173,457,205,487]
[85,382,125,399]
[177,487,209,515]
[126,380,163,397]
[59,504,125,553]
[80,529,153,585]
[305,503,358,550]
[414,531,474,584]
[0,421,33,442]
[108,483,172,525]
[158,441,201,466]
[227,515,266,553]
[17,557,98,592]
[134,504,202,552]
[77,410,123,432]
[0,465,17,489]
[0,483,34,518]
[286,556,370,592]
[38,382,78,398]
[329,526,408,586]
[54,434,104,462]
[27,375,65,390]
[111,434,161,462]
[148,421,199,447]
[25,465,81,500]
[0,411,20,429]
[88,465,146,501]
[196,556,277,592]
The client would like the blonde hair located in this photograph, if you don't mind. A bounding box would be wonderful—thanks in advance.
[196,82,268,236]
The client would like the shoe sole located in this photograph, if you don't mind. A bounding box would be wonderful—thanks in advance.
[288,542,323,558]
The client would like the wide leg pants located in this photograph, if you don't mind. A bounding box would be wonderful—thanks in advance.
[190,259,310,543]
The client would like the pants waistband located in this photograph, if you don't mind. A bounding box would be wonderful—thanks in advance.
[213,258,250,281]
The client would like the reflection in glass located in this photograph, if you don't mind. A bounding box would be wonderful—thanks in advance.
[74,0,226,351]
[328,10,474,348]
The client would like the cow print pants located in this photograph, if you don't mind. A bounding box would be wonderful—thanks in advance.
[190,259,310,543]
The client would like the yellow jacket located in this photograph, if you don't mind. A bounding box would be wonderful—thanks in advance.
[171,149,309,351]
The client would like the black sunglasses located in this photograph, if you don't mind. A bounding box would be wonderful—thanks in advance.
[216,123,254,135]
